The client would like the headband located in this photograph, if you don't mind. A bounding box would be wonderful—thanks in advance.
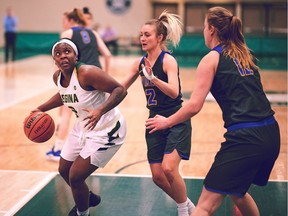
[51,39,78,57]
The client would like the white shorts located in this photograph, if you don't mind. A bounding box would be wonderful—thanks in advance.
[61,115,126,168]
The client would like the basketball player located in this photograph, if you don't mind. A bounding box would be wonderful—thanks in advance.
[33,38,126,216]
[145,7,281,216]
[121,10,195,216]
[46,8,111,162]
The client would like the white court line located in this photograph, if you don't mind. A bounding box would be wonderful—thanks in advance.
[0,86,54,111]
[93,172,287,182]
[3,171,57,216]
[2,169,285,182]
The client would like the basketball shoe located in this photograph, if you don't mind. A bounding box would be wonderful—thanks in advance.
[68,191,101,216]
[46,146,61,161]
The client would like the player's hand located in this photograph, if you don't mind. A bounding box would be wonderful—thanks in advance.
[82,108,103,130]
[141,57,155,81]
[30,108,42,113]
[145,115,169,133]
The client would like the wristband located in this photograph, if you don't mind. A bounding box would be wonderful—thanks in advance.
[142,67,155,81]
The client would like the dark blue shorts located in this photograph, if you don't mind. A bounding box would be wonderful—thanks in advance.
[146,106,192,164]
[204,117,280,197]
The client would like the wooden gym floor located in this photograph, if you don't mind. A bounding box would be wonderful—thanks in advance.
[0,55,287,216]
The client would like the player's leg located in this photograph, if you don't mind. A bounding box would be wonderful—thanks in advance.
[191,187,225,216]
[230,193,260,216]
[60,155,100,216]
[163,149,195,215]
[58,157,73,185]
[46,105,72,161]
[150,153,194,216]
[162,149,187,202]
[4,32,9,63]
[11,33,16,61]
[150,163,174,197]
[165,119,195,215]
[147,130,175,198]
[69,156,98,214]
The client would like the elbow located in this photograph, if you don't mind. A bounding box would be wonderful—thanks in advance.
[123,88,128,98]
[170,91,179,99]
[105,53,112,59]
[191,104,203,116]
[186,100,203,117]
[119,85,128,100]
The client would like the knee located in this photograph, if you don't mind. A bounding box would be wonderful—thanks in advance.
[68,171,83,187]
[152,173,163,186]
[162,164,175,183]
[58,165,68,179]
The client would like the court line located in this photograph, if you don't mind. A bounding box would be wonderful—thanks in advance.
[3,171,57,216]
[1,169,286,182]
[0,87,54,111]
[114,159,147,174]
[1,169,286,215]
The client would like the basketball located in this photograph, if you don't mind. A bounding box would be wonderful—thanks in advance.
[23,111,55,143]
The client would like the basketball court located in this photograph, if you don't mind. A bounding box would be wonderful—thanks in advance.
[0,55,287,216]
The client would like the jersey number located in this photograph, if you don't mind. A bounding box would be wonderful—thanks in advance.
[145,89,157,106]
[233,58,254,76]
[80,30,91,44]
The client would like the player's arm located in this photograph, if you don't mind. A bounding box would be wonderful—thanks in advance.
[79,65,127,130]
[146,51,219,132]
[121,58,141,90]
[93,30,112,73]
[34,71,63,112]
[36,93,63,112]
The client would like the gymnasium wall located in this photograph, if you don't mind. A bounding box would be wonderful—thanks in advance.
[0,0,286,70]
[0,0,150,46]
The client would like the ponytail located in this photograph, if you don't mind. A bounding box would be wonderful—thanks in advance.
[145,10,183,51]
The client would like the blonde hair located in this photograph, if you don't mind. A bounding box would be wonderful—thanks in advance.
[145,10,183,50]
[206,7,258,70]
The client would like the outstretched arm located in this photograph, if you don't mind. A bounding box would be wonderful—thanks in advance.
[145,51,218,133]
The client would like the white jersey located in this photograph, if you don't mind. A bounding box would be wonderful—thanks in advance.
[57,65,126,167]
[57,67,121,132]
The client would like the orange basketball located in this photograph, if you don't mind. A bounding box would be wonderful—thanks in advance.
[23,111,55,143]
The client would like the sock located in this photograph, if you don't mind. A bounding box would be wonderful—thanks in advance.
[187,197,196,214]
[177,200,188,208]
[54,139,65,151]
[177,200,189,216]
[77,208,89,216]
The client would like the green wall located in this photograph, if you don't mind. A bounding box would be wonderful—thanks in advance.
[13,32,287,70]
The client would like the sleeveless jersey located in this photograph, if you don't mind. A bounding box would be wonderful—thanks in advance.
[57,62,121,132]
[71,26,101,68]
[139,51,183,112]
[210,45,274,128]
